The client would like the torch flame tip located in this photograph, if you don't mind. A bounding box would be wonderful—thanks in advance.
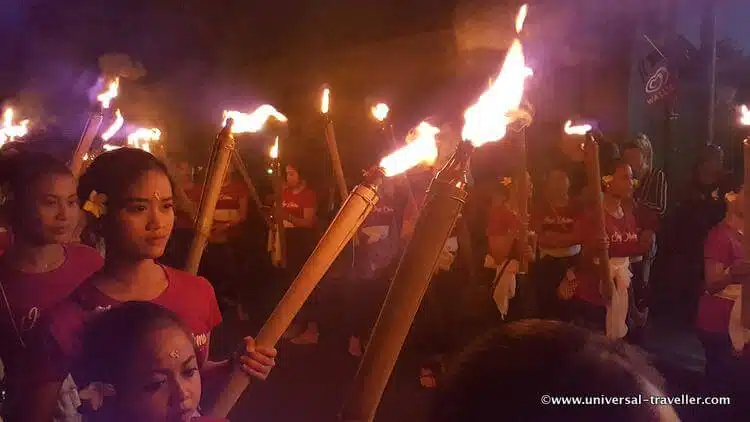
[739,104,750,126]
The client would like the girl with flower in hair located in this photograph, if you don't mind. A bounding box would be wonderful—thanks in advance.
[78,301,230,422]
[562,160,653,340]
[27,148,276,422]
[0,150,103,422]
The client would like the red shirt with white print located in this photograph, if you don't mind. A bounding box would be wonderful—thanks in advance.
[573,208,647,307]
[32,265,222,385]
[282,185,317,224]
[0,244,103,393]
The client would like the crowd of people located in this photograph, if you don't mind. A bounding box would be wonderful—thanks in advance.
[0,126,748,421]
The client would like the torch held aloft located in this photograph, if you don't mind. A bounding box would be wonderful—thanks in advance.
[206,176,382,418]
[583,133,613,302]
[70,109,104,178]
[742,139,750,328]
[184,120,236,275]
[340,142,472,422]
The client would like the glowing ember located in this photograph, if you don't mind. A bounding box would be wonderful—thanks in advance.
[127,127,161,153]
[379,122,439,177]
[269,136,279,159]
[223,105,287,134]
[740,105,750,126]
[563,120,592,135]
[371,103,390,122]
[515,4,528,33]
[0,108,30,145]
[101,109,125,141]
[97,78,120,109]
[321,88,331,114]
[461,6,531,148]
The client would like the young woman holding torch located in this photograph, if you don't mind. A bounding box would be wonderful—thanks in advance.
[26,148,276,422]
[562,160,654,339]
[0,150,104,422]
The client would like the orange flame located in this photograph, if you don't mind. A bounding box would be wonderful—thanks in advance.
[223,105,287,134]
[97,78,120,109]
[127,128,161,153]
[461,6,531,148]
[371,103,390,122]
[321,87,331,114]
[269,136,279,159]
[740,105,750,126]
[379,122,439,177]
[101,109,124,141]
[563,120,592,135]
[0,108,30,145]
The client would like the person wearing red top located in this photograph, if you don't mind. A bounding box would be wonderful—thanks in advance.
[0,151,104,421]
[485,172,535,321]
[566,161,653,339]
[279,163,320,345]
[531,167,581,320]
[26,148,276,422]
[77,301,230,422]
[696,183,750,416]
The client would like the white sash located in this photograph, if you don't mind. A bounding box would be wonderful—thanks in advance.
[605,257,632,340]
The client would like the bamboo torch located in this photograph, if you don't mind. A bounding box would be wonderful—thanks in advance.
[206,121,442,418]
[269,136,287,268]
[341,6,532,419]
[738,105,750,328]
[0,107,30,147]
[322,86,349,202]
[184,105,287,274]
[232,150,268,226]
[582,131,614,303]
[514,6,530,275]
[371,103,418,208]
[71,78,119,177]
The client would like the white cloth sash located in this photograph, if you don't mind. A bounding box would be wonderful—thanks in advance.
[605,257,632,340]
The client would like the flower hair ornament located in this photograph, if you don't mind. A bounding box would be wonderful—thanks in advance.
[83,190,108,219]
[78,381,116,411]
[500,177,513,187]
[726,191,739,203]
[0,182,13,206]
[632,179,640,189]
[601,175,614,186]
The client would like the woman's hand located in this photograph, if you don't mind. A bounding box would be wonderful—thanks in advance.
[236,336,277,381]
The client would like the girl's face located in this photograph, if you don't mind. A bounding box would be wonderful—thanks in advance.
[109,170,174,259]
[607,164,634,199]
[623,148,646,178]
[20,173,79,245]
[285,165,301,188]
[117,326,201,422]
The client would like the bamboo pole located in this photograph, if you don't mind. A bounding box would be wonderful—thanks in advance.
[516,131,530,274]
[206,172,383,418]
[742,139,750,328]
[231,150,268,226]
[184,120,236,275]
[583,133,613,302]
[340,142,473,422]
[271,148,287,269]
[70,108,104,178]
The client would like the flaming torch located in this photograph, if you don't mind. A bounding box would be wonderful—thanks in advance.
[100,109,125,142]
[0,108,30,146]
[322,86,349,202]
[206,121,441,418]
[71,77,119,177]
[738,105,750,328]
[184,105,287,274]
[341,6,532,422]
[267,136,287,268]
[126,127,161,153]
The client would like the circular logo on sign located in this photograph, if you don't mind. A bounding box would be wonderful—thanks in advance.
[646,67,669,94]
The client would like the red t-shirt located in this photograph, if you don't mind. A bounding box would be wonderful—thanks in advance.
[574,209,645,307]
[0,227,9,253]
[0,244,103,391]
[532,203,580,248]
[282,186,317,223]
[697,222,743,334]
[34,265,222,385]
[486,204,523,261]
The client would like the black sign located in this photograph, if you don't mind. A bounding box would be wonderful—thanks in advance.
[644,60,677,105]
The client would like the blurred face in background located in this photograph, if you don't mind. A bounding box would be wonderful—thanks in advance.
[285,165,302,189]
[623,147,647,179]
[16,173,79,245]
[545,169,570,206]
